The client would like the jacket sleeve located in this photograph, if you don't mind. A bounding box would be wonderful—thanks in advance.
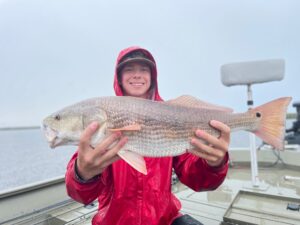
[173,152,229,192]
[65,151,113,205]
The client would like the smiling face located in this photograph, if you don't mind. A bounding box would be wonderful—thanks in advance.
[120,62,152,99]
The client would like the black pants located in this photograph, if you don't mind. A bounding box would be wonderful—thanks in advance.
[171,214,204,225]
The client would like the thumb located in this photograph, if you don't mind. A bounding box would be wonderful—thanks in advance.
[79,121,99,151]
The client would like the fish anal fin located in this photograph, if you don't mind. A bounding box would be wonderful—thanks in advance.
[166,95,233,112]
[118,150,147,175]
[108,124,141,132]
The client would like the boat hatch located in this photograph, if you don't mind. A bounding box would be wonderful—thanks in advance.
[222,190,300,225]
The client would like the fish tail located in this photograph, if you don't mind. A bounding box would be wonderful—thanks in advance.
[251,97,292,150]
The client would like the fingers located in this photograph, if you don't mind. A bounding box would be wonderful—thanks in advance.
[76,127,127,179]
[193,121,230,151]
[96,136,128,162]
[79,122,99,152]
[96,154,122,175]
[100,154,121,169]
[94,131,122,154]
[190,137,224,159]
[189,147,218,162]
[210,120,230,144]
[188,120,230,166]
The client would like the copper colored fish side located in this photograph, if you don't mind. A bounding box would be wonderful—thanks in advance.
[42,95,292,174]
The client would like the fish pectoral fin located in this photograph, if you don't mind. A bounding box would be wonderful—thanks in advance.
[166,95,233,112]
[108,124,141,131]
[118,150,147,175]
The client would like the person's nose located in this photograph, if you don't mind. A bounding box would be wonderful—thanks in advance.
[132,70,142,78]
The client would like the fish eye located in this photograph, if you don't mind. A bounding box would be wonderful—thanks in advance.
[54,115,61,121]
[256,112,261,118]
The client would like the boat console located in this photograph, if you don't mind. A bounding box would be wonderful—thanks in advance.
[285,102,300,145]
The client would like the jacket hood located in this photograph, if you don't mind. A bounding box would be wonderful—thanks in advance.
[113,46,163,101]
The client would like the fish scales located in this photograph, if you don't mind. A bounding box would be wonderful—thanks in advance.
[101,98,194,156]
[43,95,291,174]
[91,97,255,157]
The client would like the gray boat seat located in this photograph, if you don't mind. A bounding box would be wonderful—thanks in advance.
[221,59,285,86]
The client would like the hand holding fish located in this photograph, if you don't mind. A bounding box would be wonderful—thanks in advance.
[189,120,230,167]
[76,122,128,181]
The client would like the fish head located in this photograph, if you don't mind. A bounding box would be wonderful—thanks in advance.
[42,104,108,148]
[42,111,83,148]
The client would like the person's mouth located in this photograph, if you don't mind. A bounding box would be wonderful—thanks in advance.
[130,82,144,86]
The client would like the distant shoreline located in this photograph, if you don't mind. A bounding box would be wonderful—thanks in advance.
[287,113,297,119]
[0,126,40,131]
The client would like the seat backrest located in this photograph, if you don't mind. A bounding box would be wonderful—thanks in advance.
[221,59,285,86]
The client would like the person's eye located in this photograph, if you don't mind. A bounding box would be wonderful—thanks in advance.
[141,67,149,72]
[124,67,133,72]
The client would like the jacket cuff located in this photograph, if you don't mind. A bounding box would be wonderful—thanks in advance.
[206,152,229,172]
[74,159,101,184]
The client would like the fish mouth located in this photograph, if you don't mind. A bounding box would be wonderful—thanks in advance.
[42,124,79,148]
[42,125,62,148]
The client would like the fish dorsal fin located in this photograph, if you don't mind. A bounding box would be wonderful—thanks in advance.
[118,150,147,175]
[166,95,233,112]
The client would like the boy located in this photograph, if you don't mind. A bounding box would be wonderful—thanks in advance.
[65,46,230,225]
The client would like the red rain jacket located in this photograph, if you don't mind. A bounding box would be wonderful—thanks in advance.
[65,46,229,225]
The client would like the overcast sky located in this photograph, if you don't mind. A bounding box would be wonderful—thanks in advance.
[0,0,299,127]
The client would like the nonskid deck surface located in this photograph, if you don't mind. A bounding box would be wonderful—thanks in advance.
[176,166,300,225]
[1,200,98,225]
[1,149,300,225]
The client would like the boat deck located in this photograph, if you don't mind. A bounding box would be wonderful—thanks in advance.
[176,166,300,225]
[1,149,300,225]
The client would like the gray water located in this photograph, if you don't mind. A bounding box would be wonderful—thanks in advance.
[0,128,75,191]
[0,120,294,191]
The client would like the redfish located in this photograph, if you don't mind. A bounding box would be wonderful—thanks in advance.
[42,95,292,174]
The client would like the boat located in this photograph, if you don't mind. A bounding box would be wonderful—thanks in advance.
[0,145,299,224]
[1,60,299,225]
